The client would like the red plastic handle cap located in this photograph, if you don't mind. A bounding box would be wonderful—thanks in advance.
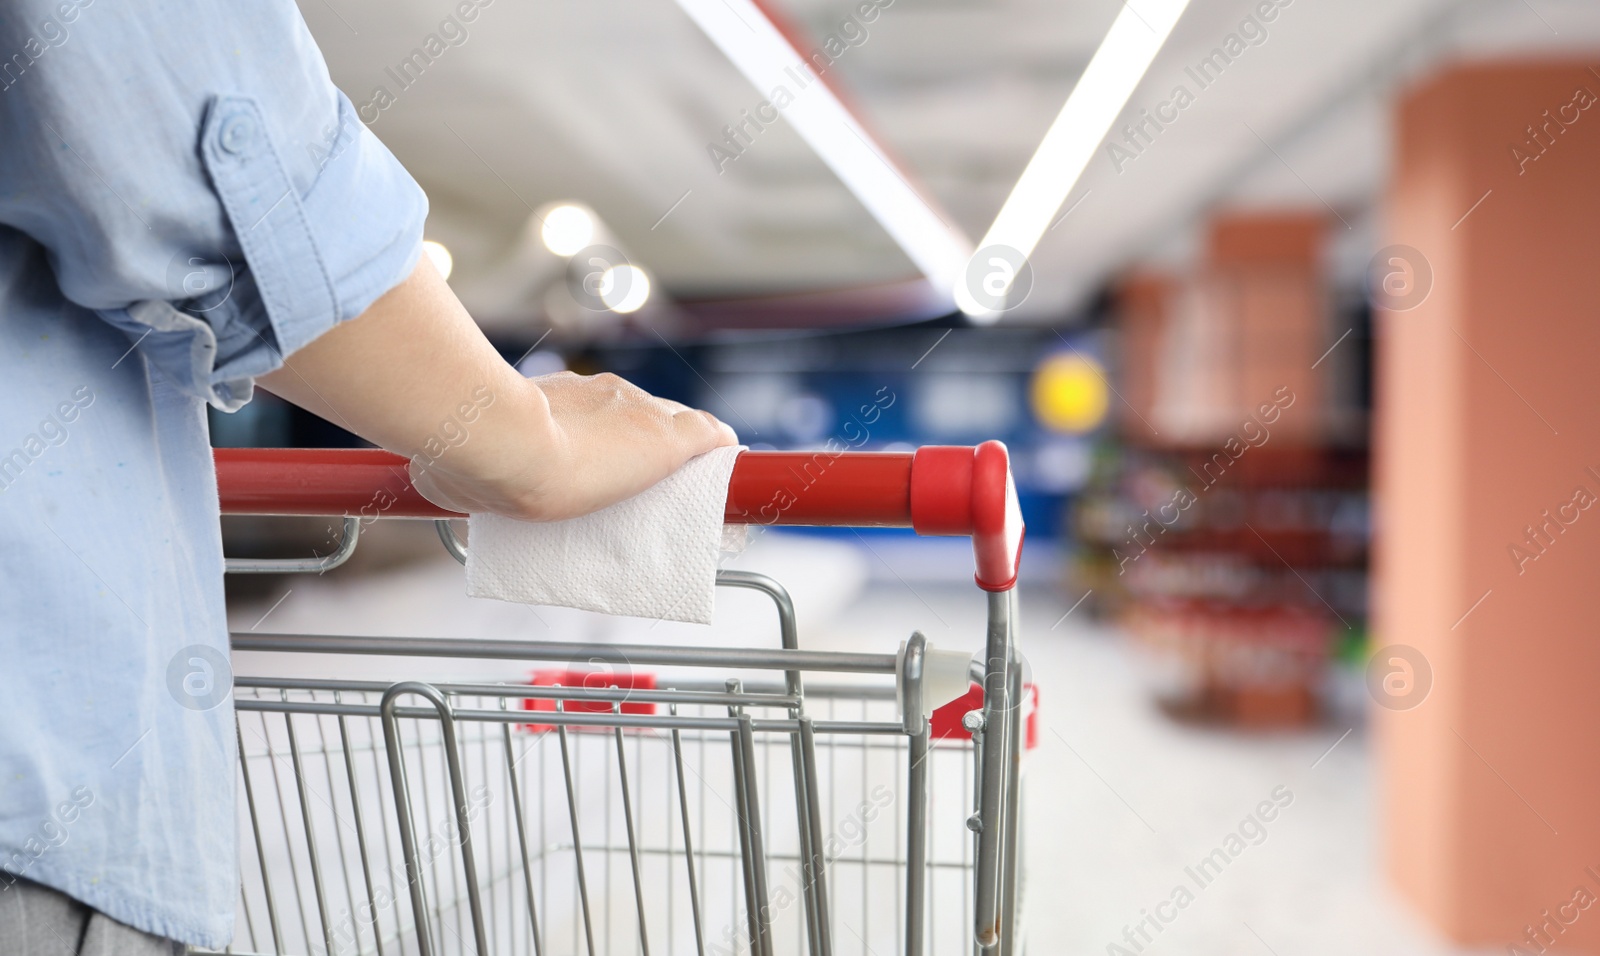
[970,441,1025,591]
[910,441,1025,592]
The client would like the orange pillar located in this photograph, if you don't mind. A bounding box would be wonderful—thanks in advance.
[1377,61,1600,948]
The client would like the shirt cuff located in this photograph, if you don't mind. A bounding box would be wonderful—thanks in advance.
[99,92,427,411]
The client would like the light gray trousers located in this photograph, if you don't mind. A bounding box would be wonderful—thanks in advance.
[0,879,186,955]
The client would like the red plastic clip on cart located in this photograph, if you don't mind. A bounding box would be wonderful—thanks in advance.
[214,443,1028,956]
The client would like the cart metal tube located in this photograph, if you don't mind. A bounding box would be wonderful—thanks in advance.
[972,589,1013,949]
[226,515,362,574]
[715,571,802,693]
[999,627,1024,956]
[612,718,654,956]
[334,705,386,956]
[379,682,490,956]
[788,726,823,956]
[797,715,832,956]
[234,698,908,735]
[235,675,801,709]
[728,692,763,956]
[500,724,545,956]
[554,708,598,956]
[716,572,833,956]
[235,723,285,955]
[283,714,337,956]
[905,725,930,956]
[232,632,898,674]
[668,717,708,956]
[967,712,985,954]
[788,733,822,956]
[735,711,775,956]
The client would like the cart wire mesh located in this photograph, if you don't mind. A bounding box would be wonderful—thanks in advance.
[222,671,1005,956]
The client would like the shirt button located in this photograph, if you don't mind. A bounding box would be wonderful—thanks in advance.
[219,114,256,155]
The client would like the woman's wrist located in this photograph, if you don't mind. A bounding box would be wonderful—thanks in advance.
[404,373,562,517]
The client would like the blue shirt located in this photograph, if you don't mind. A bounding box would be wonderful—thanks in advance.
[0,0,427,946]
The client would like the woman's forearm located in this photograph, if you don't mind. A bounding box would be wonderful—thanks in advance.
[257,256,735,520]
[259,256,553,485]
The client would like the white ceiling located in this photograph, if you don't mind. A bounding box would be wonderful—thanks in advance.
[298,0,1600,330]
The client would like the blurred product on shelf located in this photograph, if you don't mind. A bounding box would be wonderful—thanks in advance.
[1071,444,1369,727]
[1128,602,1333,727]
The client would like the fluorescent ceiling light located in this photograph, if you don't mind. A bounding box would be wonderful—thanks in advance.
[674,0,972,296]
[957,0,1193,318]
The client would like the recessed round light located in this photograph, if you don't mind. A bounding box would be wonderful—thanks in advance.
[600,265,650,314]
[422,240,453,280]
[541,205,595,257]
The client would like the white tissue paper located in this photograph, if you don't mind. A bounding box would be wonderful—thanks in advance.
[465,445,747,624]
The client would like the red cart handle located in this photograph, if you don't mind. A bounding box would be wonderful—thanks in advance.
[213,442,1024,591]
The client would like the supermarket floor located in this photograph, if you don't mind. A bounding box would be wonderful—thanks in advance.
[226,527,1486,956]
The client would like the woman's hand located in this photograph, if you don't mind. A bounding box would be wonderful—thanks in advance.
[407,370,737,520]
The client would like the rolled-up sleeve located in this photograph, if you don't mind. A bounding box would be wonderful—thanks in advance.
[0,0,427,409]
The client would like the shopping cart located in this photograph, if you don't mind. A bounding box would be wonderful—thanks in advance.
[210,443,1031,956]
